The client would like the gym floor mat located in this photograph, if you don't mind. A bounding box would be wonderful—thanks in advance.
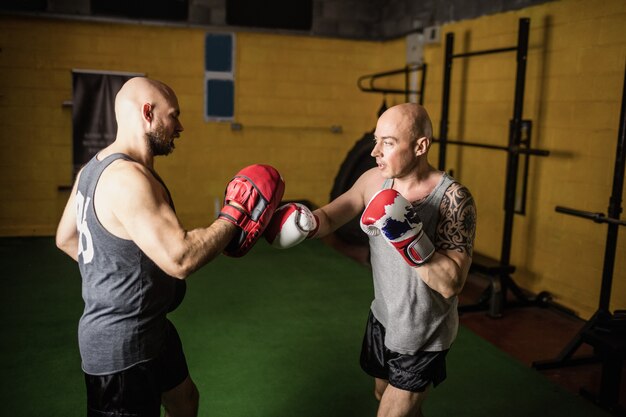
[0,237,611,416]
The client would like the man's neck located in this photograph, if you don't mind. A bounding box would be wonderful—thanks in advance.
[393,164,441,202]
[100,141,154,169]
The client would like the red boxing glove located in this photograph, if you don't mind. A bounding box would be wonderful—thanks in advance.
[360,189,434,266]
[219,164,285,257]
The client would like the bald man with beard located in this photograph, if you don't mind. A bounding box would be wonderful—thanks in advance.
[56,77,240,417]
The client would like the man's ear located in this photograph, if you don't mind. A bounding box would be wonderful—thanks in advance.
[142,103,153,123]
[415,136,431,156]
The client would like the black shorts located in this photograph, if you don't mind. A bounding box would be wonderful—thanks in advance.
[84,320,189,417]
[360,311,449,392]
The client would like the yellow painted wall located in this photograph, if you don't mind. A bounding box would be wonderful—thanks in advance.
[1,0,624,319]
[0,16,404,235]
[423,0,626,318]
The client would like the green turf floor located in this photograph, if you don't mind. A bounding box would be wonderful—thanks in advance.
[0,237,611,416]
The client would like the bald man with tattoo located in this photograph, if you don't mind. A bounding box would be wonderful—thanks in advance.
[265,103,476,417]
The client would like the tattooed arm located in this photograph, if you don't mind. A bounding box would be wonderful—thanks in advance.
[415,182,476,299]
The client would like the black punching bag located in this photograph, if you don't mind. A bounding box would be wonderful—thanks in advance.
[329,132,377,245]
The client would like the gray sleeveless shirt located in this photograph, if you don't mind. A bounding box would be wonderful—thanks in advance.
[369,173,458,354]
[76,153,177,375]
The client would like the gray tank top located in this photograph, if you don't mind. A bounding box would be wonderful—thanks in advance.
[369,172,458,354]
[76,153,177,375]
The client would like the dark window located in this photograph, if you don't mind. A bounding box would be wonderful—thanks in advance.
[0,0,46,12]
[205,35,233,72]
[91,0,188,21]
[206,79,234,119]
[226,0,312,31]
[205,33,235,121]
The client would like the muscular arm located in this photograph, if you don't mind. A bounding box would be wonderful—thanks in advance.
[416,183,476,299]
[56,173,81,262]
[99,161,236,279]
[312,168,377,238]
[313,192,363,238]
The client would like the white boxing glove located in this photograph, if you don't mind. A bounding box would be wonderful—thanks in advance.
[264,203,319,249]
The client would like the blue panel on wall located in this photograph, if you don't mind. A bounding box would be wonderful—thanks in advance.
[206,79,234,118]
[205,34,233,72]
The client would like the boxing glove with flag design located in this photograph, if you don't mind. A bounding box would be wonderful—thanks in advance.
[360,189,435,266]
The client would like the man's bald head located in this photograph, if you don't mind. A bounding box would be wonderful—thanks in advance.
[112,77,183,157]
[114,77,178,127]
[382,103,433,142]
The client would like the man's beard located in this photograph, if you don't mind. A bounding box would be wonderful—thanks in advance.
[146,123,175,156]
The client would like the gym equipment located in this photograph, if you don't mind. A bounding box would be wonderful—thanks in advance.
[357,63,427,105]
[533,63,626,417]
[329,132,377,245]
[220,164,285,257]
[436,18,551,318]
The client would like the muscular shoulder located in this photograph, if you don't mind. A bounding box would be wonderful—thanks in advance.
[101,159,153,188]
[99,160,167,208]
[436,182,477,256]
[94,159,170,238]
[443,182,473,205]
